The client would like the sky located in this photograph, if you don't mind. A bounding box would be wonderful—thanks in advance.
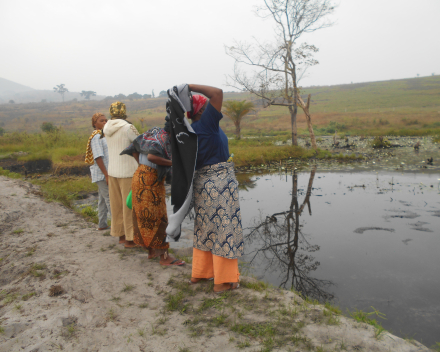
[1,0,439,96]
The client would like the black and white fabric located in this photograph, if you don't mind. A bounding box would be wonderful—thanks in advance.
[165,84,198,241]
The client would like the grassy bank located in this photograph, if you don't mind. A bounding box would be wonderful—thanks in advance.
[0,167,98,223]
[0,130,362,171]
[0,130,87,167]
[229,138,360,166]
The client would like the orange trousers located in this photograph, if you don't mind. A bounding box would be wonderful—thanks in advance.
[192,248,240,285]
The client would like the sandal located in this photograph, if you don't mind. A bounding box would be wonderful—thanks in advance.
[160,259,185,266]
[97,226,111,231]
[188,278,214,285]
[214,283,240,294]
[124,241,138,248]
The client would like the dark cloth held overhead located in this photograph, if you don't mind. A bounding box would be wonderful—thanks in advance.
[165,84,198,241]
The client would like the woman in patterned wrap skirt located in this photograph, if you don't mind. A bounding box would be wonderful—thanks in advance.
[121,119,185,266]
[187,84,243,293]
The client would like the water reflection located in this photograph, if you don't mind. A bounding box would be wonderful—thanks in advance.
[236,173,257,192]
[245,166,334,301]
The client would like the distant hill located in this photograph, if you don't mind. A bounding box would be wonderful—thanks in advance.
[0,77,35,95]
[0,77,105,104]
[0,75,439,136]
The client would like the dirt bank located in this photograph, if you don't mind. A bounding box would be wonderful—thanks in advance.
[0,158,52,175]
[0,176,433,352]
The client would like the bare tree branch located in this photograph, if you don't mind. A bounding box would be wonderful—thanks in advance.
[245,166,333,300]
[226,0,335,148]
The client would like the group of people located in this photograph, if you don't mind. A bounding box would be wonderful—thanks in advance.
[85,84,243,293]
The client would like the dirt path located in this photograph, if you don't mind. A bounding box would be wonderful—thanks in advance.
[0,176,433,352]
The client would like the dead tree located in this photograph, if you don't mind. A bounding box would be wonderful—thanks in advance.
[245,166,333,300]
[297,94,317,149]
[414,141,420,150]
[226,0,335,149]
[332,130,339,147]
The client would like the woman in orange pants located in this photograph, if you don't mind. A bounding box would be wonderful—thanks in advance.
[186,84,243,293]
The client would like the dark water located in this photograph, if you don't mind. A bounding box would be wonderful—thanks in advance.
[238,168,440,347]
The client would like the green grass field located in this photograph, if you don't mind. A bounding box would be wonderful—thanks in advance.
[0,75,439,168]
[1,75,439,136]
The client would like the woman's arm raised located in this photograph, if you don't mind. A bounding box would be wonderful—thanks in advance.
[188,84,223,112]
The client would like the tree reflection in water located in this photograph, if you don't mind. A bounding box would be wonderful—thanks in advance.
[245,165,334,301]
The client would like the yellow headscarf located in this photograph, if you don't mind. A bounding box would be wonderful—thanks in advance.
[109,101,126,119]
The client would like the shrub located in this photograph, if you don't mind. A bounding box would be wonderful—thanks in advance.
[316,121,347,134]
[41,122,57,133]
[371,136,391,148]
[81,206,98,218]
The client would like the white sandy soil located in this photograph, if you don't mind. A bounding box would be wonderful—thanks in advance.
[0,176,433,352]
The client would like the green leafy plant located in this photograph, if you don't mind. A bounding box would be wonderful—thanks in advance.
[371,136,391,148]
[349,306,387,339]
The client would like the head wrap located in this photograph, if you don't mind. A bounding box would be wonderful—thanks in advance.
[109,101,127,119]
[91,112,105,128]
[187,95,207,119]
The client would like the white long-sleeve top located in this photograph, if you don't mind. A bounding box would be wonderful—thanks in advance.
[103,119,139,178]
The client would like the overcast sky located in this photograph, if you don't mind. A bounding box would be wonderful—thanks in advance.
[1,0,439,96]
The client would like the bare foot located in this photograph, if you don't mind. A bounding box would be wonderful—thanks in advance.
[119,236,125,244]
[148,249,159,259]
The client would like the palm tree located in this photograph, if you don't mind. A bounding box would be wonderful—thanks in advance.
[222,100,254,140]
[53,84,69,102]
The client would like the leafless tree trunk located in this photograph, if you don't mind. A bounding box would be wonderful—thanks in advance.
[297,94,317,149]
[226,0,334,148]
[245,165,333,300]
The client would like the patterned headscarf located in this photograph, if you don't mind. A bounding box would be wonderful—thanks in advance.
[91,112,105,128]
[85,112,106,164]
[85,130,103,165]
[187,95,207,119]
[109,101,127,119]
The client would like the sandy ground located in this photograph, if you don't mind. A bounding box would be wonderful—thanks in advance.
[0,176,434,352]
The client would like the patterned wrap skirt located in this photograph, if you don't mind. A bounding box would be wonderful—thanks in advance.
[132,165,169,251]
[193,162,244,259]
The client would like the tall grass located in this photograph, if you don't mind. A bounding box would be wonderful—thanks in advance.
[0,130,88,166]
[228,138,345,166]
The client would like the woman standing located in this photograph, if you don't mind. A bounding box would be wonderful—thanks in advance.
[103,102,139,248]
[85,113,111,231]
[121,118,184,266]
[187,84,243,293]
